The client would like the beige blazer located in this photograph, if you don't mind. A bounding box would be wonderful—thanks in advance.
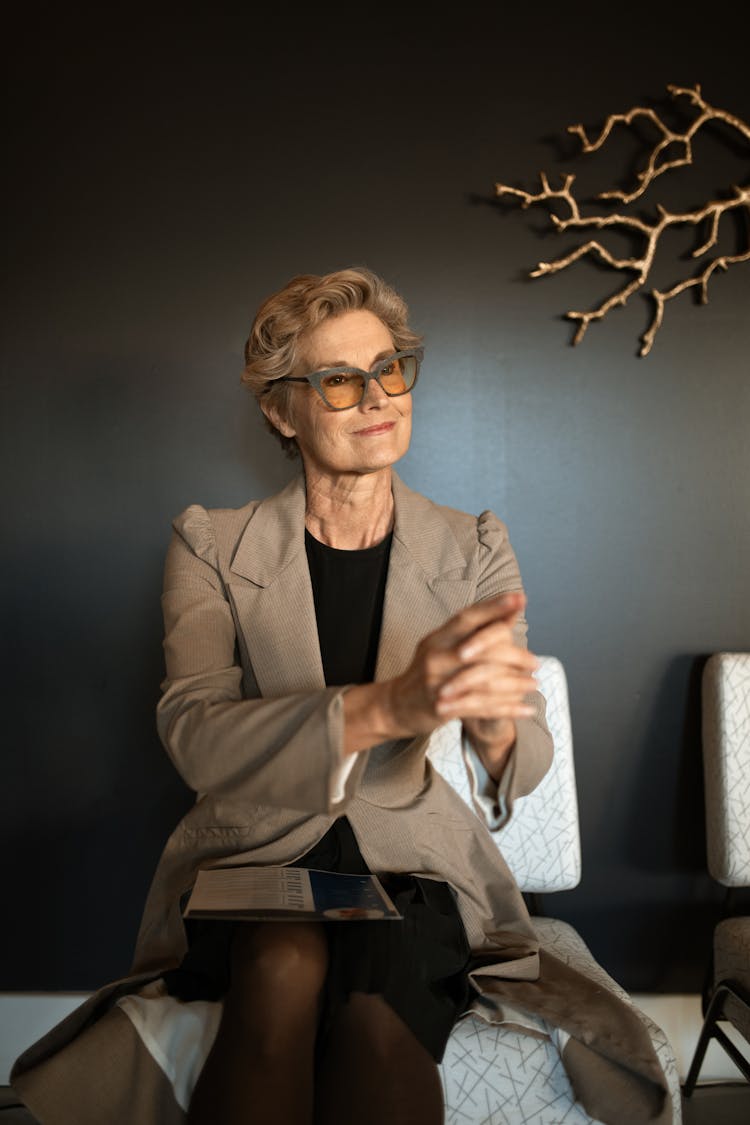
[11,471,672,1125]
[133,469,553,974]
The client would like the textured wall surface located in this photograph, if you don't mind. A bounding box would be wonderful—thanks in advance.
[3,2,749,991]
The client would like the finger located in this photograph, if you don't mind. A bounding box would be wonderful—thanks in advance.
[457,623,539,667]
[436,692,536,720]
[437,666,538,704]
[431,592,527,650]
[417,644,466,688]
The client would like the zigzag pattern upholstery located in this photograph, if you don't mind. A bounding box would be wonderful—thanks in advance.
[439,917,682,1125]
[702,652,750,887]
[427,655,580,892]
[429,656,682,1123]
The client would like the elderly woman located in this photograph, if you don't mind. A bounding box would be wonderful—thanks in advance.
[163,266,548,1125]
[11,267,671,1125]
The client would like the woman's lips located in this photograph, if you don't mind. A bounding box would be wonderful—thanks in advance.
[353,421,396,436]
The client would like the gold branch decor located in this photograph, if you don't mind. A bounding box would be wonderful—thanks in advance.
[494,85,750,356]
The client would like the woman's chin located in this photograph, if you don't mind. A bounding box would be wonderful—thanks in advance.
[303,439,410,480]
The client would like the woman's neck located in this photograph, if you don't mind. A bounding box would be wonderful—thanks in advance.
[303,467,394,550]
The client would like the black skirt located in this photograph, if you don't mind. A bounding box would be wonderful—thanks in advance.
[164,817,475,1062]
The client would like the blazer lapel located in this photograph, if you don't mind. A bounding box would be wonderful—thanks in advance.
[226,470,475,694]
[227,474,326,696]
[375,472,474,682]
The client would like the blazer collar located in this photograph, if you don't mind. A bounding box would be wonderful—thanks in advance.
[390,472,468,580]
[229,470,467,587]
[230,473,307,586]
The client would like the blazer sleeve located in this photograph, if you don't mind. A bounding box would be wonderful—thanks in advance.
[461,509,554,828]
[155,506,366,816]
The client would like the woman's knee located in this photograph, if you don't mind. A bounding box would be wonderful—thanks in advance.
[337,992,423,1065]
[318,993,444,1123]
[229,921,329,1003]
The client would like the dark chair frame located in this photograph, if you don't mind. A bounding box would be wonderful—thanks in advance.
[682,978,750,1096]
[681,654,750,1100]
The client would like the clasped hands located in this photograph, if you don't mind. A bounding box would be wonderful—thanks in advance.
[384,592,539,782]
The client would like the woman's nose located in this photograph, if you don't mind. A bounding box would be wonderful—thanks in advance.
[361,374,389,407]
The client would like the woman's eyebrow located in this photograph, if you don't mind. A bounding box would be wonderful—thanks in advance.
[310,349,395,371]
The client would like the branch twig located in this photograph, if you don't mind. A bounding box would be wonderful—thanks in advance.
[567,84,750,205]
[494,85,750,355]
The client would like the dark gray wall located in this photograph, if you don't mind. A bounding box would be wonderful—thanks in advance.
[3,3,748,991]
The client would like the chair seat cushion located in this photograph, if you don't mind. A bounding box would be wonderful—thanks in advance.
[532,918,682,1123]
[439,1013,602,1124]
[714,915,750,1040]
[715,916,750,990]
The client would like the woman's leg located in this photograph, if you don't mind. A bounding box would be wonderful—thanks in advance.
[188,921,328,1125]
[313,991,444,1125]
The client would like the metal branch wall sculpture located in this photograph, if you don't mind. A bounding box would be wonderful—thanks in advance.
[494,85,750,356]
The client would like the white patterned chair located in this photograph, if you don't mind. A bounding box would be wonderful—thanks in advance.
[116,655,683,1122]
[428,655,682,1124]
[683,652,750,1094]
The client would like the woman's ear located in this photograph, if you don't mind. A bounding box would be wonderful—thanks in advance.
[260,395,296,439]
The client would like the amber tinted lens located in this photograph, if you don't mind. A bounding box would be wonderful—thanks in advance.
[379,354,416,395]
[317,354,418,408]
[320,371,366,408]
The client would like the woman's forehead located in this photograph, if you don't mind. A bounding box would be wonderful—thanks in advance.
[302,309,394,368]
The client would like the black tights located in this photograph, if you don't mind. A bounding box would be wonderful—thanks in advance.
[187,921,444,1125]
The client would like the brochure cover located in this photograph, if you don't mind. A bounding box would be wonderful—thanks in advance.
[183,864,403,922]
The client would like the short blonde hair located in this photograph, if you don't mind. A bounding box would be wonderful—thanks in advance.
[242,266,423,457]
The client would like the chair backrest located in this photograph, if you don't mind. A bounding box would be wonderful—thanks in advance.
[427,654,581,893]
[702,652,750,888]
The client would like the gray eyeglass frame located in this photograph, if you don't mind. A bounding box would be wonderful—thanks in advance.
[269,347,423,410]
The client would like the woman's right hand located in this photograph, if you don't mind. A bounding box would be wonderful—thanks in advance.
[343,593,538,754]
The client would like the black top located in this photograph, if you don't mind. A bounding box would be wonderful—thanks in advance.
[304,528,393,686]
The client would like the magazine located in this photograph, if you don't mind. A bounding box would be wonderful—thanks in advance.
[183,863,403,922]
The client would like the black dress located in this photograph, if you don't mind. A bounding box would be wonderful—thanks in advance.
[166,529,474,1062]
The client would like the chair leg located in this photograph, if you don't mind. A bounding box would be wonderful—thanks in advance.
[682,998,717,1097]
[683,983,750,1097]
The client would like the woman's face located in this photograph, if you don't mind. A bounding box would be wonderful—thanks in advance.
[266,308,413,482]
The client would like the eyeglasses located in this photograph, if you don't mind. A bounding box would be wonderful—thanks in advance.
[269,348,423,410]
